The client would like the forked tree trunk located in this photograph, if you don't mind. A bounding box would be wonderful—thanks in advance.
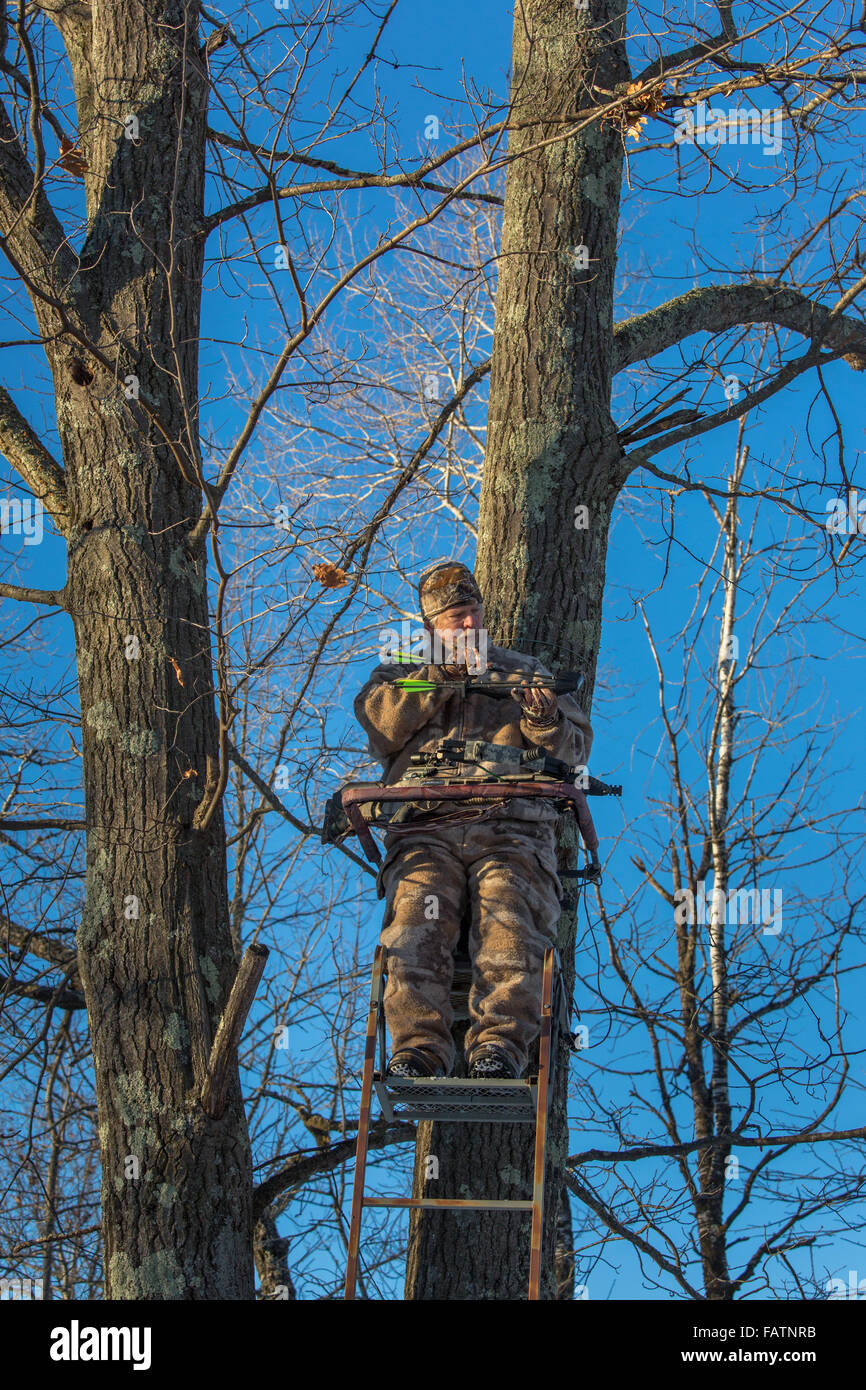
[405,0,629,1299]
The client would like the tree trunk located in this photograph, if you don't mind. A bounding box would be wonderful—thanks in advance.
[696,472,740,1301]
[554,1179,576,1300]
[39,0,254,1298]
[405,0,629,1299]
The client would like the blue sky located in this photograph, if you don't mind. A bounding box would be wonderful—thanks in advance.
[1,0,864,1300]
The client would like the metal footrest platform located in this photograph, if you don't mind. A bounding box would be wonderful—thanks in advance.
[374,1073,539,1124]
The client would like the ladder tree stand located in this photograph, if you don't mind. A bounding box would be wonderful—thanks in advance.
[338,776,616,1301]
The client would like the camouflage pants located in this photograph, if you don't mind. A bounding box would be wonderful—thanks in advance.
[377,816,562,1075]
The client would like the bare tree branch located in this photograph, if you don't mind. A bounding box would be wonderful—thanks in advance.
[0,816,83,829]
[253,1116,416,1219]
[614,281,866,376]
[0,583,66,605]
[1,912,79,981]
[0,386,68,533]
[0,972,85,1010]
[565,1170,703,1298]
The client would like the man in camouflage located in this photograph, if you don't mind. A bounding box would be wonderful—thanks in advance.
[353,561,593,1080]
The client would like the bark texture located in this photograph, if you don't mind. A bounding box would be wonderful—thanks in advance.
[11,0,255,1298]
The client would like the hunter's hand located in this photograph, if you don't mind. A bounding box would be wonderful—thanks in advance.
[518,685,558,723]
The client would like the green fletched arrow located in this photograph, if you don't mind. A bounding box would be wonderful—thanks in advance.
[391,672,583,697]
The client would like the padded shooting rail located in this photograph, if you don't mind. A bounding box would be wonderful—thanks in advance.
[340,780,600,868]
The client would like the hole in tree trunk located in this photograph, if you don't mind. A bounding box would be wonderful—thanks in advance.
[69,359,94,386]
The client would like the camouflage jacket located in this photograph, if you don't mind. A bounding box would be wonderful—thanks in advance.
[353,644,594,827]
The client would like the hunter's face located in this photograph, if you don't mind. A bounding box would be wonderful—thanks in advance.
[425,601,484,636]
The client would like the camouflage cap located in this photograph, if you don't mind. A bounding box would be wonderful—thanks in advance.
[417,560,483,621]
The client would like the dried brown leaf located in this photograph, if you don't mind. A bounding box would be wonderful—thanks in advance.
[312,561,349,588]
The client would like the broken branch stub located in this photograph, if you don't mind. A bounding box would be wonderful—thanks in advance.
[201,943,269,1120]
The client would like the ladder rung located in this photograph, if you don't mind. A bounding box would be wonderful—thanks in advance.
[362,1197,534,1210]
